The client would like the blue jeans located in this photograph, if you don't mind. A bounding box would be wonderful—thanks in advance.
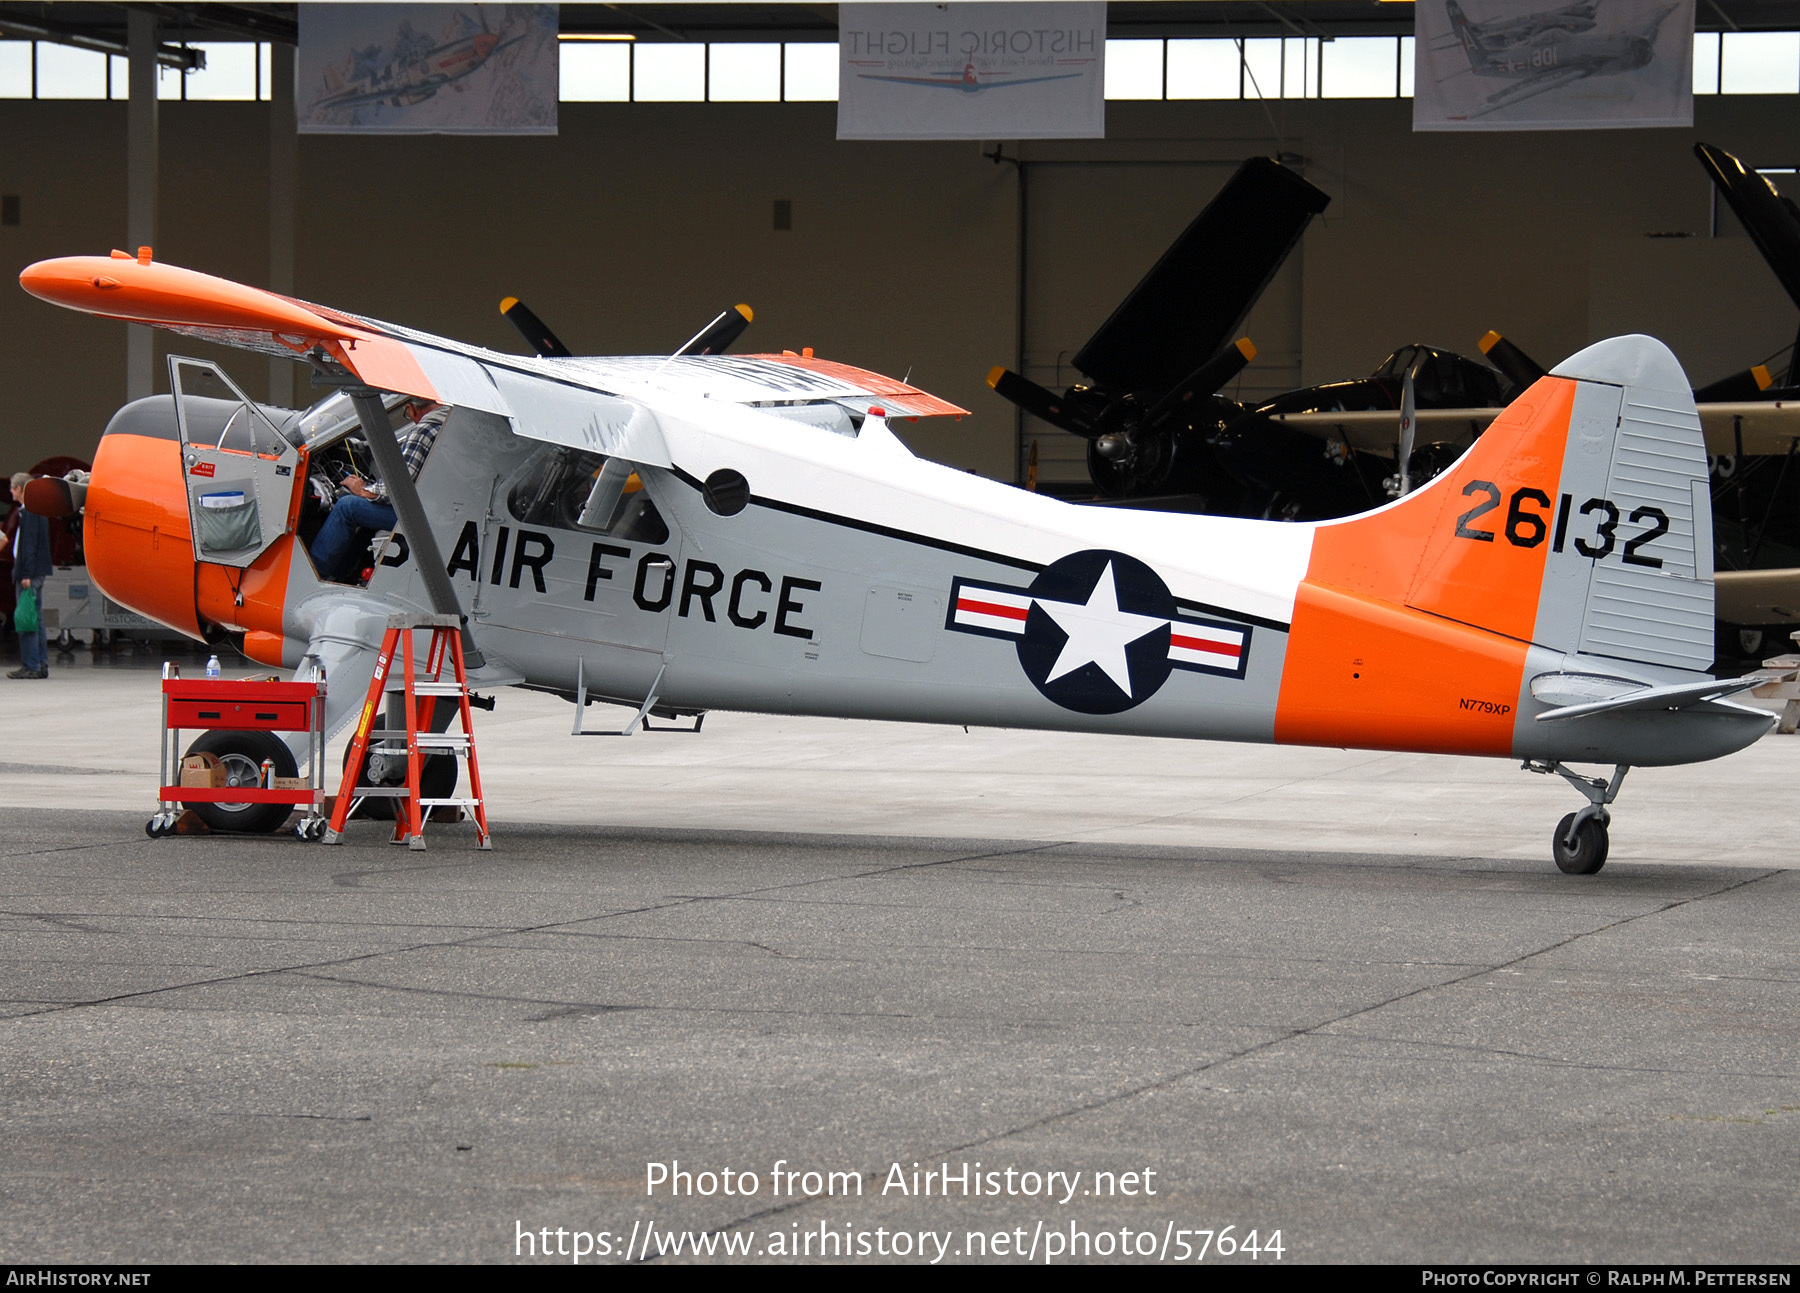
[310,496,397,583]
[15,579,47,671]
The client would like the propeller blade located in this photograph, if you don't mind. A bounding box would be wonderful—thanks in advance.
[1694,364,1775,403]
[1478,330,1546,390]
[987,367,1102,438]
[1145,337,1256,428]
[499,296,572,358]
[677,304,755,356]
[1398,360,1418,494]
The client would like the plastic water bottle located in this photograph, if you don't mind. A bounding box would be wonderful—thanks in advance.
[205,654,221,679]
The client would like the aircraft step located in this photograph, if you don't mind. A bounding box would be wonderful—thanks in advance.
[387,681,469,697]
[412,733,471,750]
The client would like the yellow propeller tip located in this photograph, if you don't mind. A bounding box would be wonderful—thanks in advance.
[1478,330,1502,353]
[736,304,753,322]
[1235,337,1257,362]
[499,296,519,313]
[1753,364,1773,391]
[986,366,1006,389]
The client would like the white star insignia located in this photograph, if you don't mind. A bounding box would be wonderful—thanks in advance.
[1033,562,1170,697]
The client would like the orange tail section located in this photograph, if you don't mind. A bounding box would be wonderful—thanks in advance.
[1274,381,1577,755]
[1276,335,1714,757]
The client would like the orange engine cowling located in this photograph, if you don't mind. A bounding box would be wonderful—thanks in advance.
[85,402,203,639]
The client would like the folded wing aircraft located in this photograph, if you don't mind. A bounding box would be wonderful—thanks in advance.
[19,250,1773,872]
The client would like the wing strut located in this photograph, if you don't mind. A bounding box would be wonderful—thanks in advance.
[348,391,485,669]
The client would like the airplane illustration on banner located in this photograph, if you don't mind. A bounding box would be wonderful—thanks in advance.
[17,246,1774,873]
[1441,0,1681,118]
[850,60,1088,92]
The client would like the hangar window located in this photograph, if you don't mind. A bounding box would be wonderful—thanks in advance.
[34,42,106,99]
[1105,40,1163,100]
[783,44,838,101]
[1695,31,1721,94]
[506,446,672,545]
[0,41,34,97]
[1321,37,1402,98]
[633,42,705,101]
[561,42,630,101]
[1720,31,1800,94]
[1166,40,1241,99]
[184,42,257,101]
[710,42,781,101]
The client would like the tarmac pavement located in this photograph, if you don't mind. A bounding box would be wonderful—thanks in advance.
[0,650,1796,1263]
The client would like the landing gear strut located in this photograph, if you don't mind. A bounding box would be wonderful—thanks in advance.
[1524,761,1629,875]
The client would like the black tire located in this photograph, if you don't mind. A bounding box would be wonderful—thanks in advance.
[341,723,456,821]
[181,730,297,834]
[1552,812,1609,875]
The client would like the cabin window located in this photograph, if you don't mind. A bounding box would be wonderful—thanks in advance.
[506,446,670,544]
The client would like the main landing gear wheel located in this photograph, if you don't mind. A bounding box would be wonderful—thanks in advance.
[181,729,297,834]
[1552,812,1609,875]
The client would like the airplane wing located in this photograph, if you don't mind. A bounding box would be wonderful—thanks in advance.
[856,72,1083,90]
[1071,157,1330,395]
[1276,400,1800,457]
[1462,65,1594,118]
[1715,568,1800,624]
[1696,142,1800,317]
[1270,407,1500,455]
[18,253,967,469]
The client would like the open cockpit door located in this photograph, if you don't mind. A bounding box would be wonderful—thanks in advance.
[171,356,302,569]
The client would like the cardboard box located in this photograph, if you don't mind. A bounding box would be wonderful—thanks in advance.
[177,754,224,789]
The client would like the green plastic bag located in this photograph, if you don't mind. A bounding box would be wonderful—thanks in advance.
[13,587,37,635]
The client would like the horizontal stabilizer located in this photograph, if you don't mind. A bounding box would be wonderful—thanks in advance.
[1072,157,1328,395]
[1532,673,1765,722]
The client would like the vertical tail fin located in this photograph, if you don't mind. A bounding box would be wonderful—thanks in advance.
[1306,335,1712,671]
[1274,336,1714,758]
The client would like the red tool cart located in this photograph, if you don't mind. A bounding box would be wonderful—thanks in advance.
[149,662,329,840]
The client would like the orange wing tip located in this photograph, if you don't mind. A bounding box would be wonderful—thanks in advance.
[1235,337,1257,362]
[499,296,520,313]
[20,254,366,345]
[1753,364,1773,391]
[1478,330,1503,354]
[986,365,1006,389]
[735,304,753,322]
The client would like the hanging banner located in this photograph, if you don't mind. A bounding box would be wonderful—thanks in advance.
[838,2,1105,140]
[1413,0,1694,130]
[298,4,558,135]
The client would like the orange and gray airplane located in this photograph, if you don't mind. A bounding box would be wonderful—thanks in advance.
[18,251,1775,873]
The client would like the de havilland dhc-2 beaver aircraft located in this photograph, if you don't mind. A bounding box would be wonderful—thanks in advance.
[17,249,1776,873]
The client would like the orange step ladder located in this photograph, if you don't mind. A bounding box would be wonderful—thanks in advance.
[323,613,491,850]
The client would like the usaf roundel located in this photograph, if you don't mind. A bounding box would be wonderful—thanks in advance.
[946,550,1252,715]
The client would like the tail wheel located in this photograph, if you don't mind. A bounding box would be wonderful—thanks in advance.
[181,730,297,834]
[341,723,456,821]
[1552,813,1609,875]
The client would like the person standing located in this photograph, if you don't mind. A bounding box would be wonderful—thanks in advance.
[7,472,51,679]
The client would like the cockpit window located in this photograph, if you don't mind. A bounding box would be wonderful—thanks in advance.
[506,445,670,544]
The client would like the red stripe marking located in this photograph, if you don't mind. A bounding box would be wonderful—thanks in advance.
[958,597,1028,621]
[1171,632,1240,659]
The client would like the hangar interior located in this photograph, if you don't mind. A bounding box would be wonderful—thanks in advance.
[3,2,1799,488]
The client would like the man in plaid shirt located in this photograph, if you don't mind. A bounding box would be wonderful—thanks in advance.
[311,398,448,583]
